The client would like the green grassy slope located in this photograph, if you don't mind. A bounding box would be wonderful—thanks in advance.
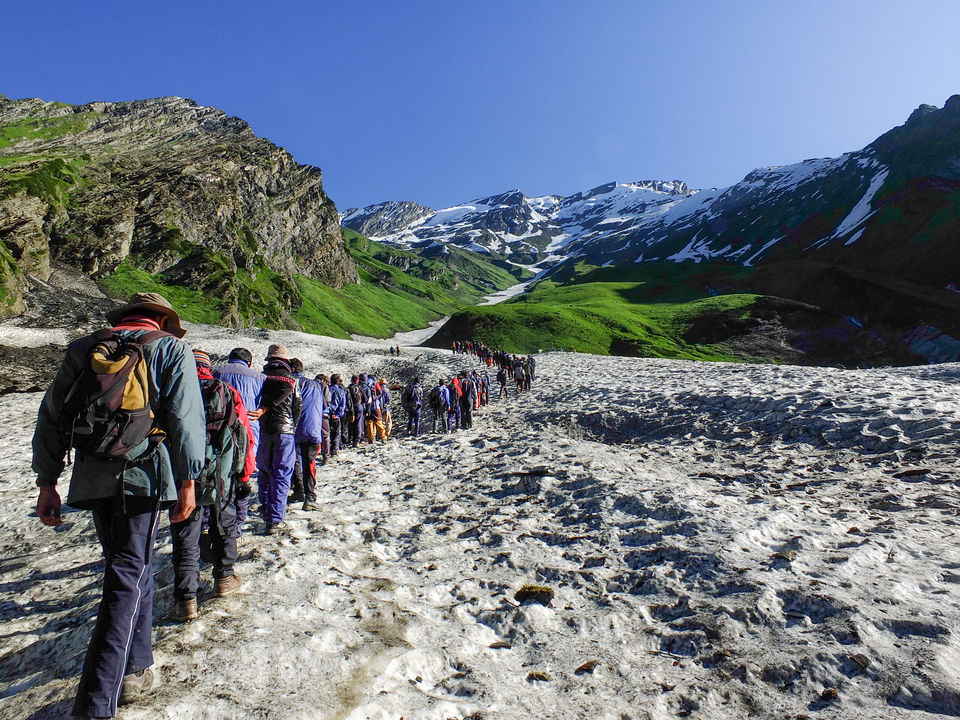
[427,269,763,360]
[98,230,529,339]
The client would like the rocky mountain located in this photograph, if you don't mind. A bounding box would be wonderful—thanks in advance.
[342,181,692,266]
[344,97,960,296]
[340,200,433,239]
[0,95,357,325]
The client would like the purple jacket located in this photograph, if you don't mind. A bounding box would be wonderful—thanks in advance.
[294,373,325,444]
[213,360,265,420]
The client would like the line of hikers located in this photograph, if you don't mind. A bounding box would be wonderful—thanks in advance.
[30,291,539,719]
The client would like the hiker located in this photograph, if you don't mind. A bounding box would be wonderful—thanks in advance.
[459,371,477,429]
[170,349,254,623]
[480,369,491,406]
[429,378,450,433]
[315,373,332,464]
[346,375,365,447]
[250,344,301,535]
[289,359,323,510]
[402,377,423,436]
[365,379,388,443]
[513,361,525,394]
[32,291,206,719]
[379,377,393,438]
[449,375,462,431]
[471,370,481,410]
[497,366,508,398]
[212,347,264,535]
[327,374,347,459]
[389,345,395,356]
[528,354,536,382]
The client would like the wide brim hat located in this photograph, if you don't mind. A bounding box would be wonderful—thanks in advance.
[265,343,291,361]
[106,292,186,338]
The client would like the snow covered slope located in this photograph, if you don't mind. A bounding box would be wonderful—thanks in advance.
[2,324,960,718]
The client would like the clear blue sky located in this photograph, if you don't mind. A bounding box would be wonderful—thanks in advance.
[3,1,960,210]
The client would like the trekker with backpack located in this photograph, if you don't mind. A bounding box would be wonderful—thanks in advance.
[514,361,525,394]
[289,359,324,511]
[327,374,347,459]
[170,349,254,623]
[429,379,450,433]
[449,376,462,431]
[212,348,264,536]
[401,377,423,436]
[459,371,477,429]
[379,377,392,438]
[365,380,388,443]
[32,292,206,719]
[346,376,365,447]
[249,345,301,535]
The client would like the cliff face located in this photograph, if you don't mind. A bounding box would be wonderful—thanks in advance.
[0,95,357,323]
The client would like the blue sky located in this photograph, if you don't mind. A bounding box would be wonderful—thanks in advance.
[3,1,960,210]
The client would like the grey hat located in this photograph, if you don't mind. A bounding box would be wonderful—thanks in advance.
[106,292,186,338]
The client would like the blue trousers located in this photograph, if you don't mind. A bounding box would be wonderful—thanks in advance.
[257,433,295,525]
[406,408,421,436]
[73,497,161,719]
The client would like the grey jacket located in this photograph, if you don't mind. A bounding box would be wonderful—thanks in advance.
[32,328,206,508]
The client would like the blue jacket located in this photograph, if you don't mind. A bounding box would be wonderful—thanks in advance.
[380,386,391,412]
[294,373,325,444]
[329,384,347,419]
[213,359,265,439]
[33,327,206,508]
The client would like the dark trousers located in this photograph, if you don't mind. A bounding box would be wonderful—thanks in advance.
[320,416,330,460]
[73,497,161,719]
[329,416,342,456]
[236,421,260,533]
[460,400,474,429]
[348,410,364,447]
[448,402,461,431]
[406,408,421,436]
[432,407,448,433]
[171,501,238,600]
[291,441,320,501]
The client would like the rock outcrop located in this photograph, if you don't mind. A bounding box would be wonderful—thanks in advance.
[0,95,357,323]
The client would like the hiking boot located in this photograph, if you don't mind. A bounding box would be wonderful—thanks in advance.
[119,666,155,705]
[261,521,289,536]
[302,500,321,511]
[214,574,241,597]
[287,492,305,505]
[172,597,198,622]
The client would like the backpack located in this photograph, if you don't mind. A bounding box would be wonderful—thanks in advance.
[197,377,245,506]
[65,329,168,461]
[348,383,364,412]
[402,384,421,413]
[428,386,444,410]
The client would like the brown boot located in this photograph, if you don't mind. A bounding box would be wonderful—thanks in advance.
[119,666,156,705]
[172,596,198,622]
[214,574,241,597]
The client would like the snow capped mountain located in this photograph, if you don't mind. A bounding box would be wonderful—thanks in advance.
[342,180,695,266]
[342,95,960,292]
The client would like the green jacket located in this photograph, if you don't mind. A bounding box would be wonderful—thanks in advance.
[32,327,206,509]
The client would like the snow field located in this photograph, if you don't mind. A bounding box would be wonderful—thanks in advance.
[1,330,959,719]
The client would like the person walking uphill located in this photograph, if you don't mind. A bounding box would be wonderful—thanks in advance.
[32,292,206,720]
[402,377,423,437]
[250,345,301,535]
[212,348,264,535]
[289,359,324,511]
[170,349,255,623]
